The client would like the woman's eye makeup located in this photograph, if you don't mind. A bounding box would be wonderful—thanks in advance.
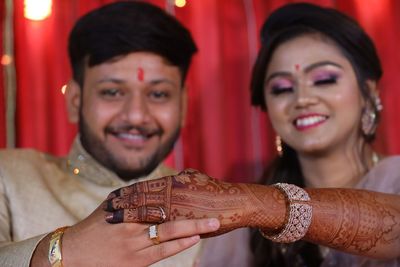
[265,67,341,95]
[269,79,294,95]
[311,71,340,86]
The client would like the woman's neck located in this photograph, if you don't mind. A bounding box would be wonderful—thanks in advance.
[299,143,375,188]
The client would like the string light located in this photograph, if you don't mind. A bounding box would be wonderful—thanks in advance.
[61,84,67,95]
[24,0,52,21]
[175,0,186,8]
[1,55,12,66]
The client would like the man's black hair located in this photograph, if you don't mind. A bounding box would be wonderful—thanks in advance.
[68,1,197,87]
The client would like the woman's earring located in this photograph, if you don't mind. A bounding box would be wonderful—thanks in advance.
[275,135,283,157]
[361,106,377,137]
[361,95,382,138]
[374,95,383,112]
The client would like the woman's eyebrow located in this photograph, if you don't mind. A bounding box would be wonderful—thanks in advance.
[304,61,343,73]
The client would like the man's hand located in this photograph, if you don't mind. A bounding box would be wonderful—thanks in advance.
[31,198,220,267]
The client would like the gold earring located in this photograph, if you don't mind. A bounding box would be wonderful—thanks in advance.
[275,135,283,157]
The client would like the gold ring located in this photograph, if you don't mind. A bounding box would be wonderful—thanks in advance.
[148,225,160,245]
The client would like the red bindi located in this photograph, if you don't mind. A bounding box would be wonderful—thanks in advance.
[295,64,300,71]
[137,67,144,81]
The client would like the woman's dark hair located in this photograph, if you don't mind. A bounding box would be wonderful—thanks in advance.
[68,1,197,87]
[250,3,383,267]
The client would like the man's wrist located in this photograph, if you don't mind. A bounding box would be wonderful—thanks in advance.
[48,226,70,267]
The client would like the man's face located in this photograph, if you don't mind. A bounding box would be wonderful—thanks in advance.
[67,52,186,180]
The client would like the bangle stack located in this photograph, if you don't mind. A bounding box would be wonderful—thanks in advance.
[260,183,312,243]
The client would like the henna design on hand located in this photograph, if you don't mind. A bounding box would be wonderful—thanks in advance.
[104,169,286,236]
[107,206,166,224]
[103,169,400,258]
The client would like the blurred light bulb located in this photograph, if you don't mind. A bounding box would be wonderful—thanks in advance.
[175,0,186,8]
[1,55,12,65]
[24,0,52,21]
[61,84,67,95]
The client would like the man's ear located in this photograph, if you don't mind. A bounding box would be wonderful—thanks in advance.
[180,85,188,127]
[65,80,81,123]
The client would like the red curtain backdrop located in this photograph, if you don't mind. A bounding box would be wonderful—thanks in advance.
[0,0,6,148]
[2,0,400,182]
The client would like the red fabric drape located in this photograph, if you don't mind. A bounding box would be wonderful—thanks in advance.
[336,0,400,154]
[3,0,400,182]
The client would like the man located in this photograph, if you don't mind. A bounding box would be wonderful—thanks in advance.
[0,2,245,266]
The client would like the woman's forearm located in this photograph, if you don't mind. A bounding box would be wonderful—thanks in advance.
[104,170,400,259]
[304,188,400,258]
[250,184,400,259]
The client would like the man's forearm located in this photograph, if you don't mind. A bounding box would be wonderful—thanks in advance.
[30,234,51,267]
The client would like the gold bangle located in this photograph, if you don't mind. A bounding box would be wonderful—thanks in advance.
[48,226,69,267]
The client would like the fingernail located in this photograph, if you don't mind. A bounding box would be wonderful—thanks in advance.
[105,213,113,222]
[207,218,220,230]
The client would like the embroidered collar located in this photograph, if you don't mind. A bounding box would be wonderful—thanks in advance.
[66,136,175,187]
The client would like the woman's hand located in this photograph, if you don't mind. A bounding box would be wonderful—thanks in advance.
[103,169,285,237]
[102,169,400,259]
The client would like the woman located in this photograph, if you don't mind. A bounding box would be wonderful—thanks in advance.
[104,3,400,266]
[249,3,400,267]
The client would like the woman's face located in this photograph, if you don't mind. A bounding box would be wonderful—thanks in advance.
[264,34,365,156]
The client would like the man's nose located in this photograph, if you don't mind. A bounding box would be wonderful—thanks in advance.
[121,94,150,125]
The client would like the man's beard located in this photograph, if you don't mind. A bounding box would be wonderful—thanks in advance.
[79,113,180,182]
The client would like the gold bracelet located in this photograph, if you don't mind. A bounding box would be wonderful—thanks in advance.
[48,226,69,267]
[260,183,312,243]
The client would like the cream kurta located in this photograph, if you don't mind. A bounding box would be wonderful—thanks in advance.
[0,138,203,267]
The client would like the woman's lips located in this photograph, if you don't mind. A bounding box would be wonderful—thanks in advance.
[293,114,328,131]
